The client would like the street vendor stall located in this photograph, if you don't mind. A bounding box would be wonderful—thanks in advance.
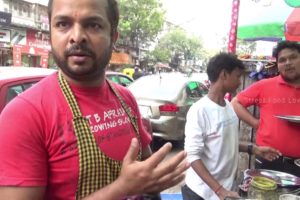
[226,2,300,198]
[226,169,300,200]
[227,0,300,174]
[237,0,300,42]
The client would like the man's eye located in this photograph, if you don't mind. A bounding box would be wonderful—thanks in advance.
[56,22,69,28]
[87,23,101,30]
[290,55,298,60]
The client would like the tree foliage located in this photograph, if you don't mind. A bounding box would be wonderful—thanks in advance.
[117,0,165,49]
[236,39,257,55]
[150,28,205,69]
[220,36,256,55]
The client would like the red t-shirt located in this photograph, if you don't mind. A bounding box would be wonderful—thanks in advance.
[0,73,152,200]
[237,75,300,157]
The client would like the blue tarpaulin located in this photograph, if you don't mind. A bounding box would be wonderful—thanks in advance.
[160,193,182,200]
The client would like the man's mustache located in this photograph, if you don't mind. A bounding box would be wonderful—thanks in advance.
[64,44,96,58]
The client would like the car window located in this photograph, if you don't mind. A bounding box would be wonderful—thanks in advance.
[186,81,208,99]
[5,82,37,104]
[106,74,133,87]
[119,76,132,86]
[108,75,119,84]
[187,82,198,90]
[23,82,36,90]
[6,87,20,104]
[129,75,186,100]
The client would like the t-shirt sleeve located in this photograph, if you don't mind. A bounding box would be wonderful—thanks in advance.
[184,104,206,163]
[0,97,47,186]
[237,81,262,107]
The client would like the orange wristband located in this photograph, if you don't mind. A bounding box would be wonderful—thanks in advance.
[214,185,222,195]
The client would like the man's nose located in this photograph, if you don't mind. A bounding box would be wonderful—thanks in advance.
[284,59,292,66]
[69,24,87,44]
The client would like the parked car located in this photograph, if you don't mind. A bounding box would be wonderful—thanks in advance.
[190,72,211,89]
[105,71,153,139]
[128,72,208,141]
[0,67,56,113]
[106,71,134,87]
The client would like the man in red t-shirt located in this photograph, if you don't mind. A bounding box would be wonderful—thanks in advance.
[0,0,189,199]
[232,41,300,176]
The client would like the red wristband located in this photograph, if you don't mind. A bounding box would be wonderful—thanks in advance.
[214,185,222,195]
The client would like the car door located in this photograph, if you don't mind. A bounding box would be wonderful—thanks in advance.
[0,78,41,113]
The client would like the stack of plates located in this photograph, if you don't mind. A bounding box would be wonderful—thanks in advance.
[244,169,300,187]
[279,194,300,200]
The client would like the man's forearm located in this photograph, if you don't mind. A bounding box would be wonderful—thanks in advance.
[231,98,259,129]
[239,142,254,154]
[190,160,222,194]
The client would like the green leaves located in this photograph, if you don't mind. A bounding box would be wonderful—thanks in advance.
[151,28,204,65]
[116,0,205,70]
[118,0,165,48]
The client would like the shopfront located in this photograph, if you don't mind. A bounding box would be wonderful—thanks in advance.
[0,12,12,66]
[0,29,12,66]
[12,44,49,68]
[109,52,133,71]
[12,29,51,68]
[0,28,52,68]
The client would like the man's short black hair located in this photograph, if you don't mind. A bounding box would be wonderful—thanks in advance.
[206,52,245,83]
[48,0,119,36]
[272,41,300,61]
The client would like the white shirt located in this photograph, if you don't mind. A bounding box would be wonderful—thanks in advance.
[184,96,239,200]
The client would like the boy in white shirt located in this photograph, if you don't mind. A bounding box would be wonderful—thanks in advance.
[182,53,281,200]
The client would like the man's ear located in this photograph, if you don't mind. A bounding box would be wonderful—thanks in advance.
[112,31,119,45]
[220,69,226,80]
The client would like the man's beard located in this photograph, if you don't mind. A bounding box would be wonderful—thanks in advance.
[52,42,112,82]
[280,70,300,84]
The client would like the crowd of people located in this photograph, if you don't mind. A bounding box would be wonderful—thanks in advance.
[0,0,299,200]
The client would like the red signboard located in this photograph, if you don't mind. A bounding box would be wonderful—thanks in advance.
[228,0,240,54]
[13,44,49,67]
[26,29,51,51]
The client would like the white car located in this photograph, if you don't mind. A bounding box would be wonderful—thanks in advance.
[128,72,208,141]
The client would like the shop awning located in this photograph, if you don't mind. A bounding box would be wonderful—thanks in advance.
[110,52,132,65]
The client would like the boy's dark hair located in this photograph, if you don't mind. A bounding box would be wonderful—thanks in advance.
[272,41,300,61]
[47,0,119,36]
[206,52,245,83]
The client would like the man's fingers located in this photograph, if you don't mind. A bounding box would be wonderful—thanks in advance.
[153,151,188,179]
[143,162,187,193]
[269,147,282,156]
[142,154,189,193]
[144,142,173,168]
[123,138,140,165]
[145,173,186,194]
[223,191,240,200]
[154,161,188,186]
[262,146,282,156]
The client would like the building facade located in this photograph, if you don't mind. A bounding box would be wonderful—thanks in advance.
[0,0,52,68]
